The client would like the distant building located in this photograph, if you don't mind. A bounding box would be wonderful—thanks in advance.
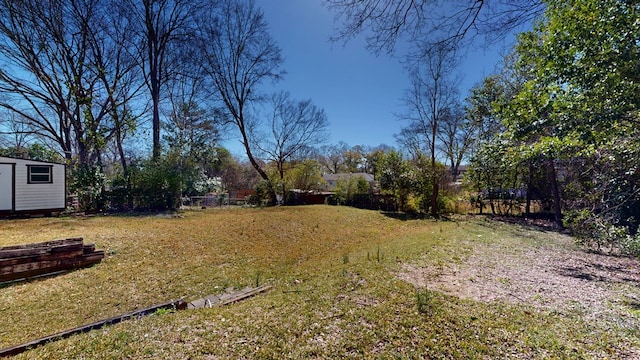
[322,173,375,192]
[452,165,468,185]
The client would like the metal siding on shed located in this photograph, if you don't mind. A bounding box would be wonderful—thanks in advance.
[0,157,66,212]
[0,163,13,210]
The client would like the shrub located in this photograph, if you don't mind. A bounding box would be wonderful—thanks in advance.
[106,174,131,211]
[130,160,182,211]
[564,209,640,256]
[248,180,273,207]
[105,159,182,212]
[69,165,106,212]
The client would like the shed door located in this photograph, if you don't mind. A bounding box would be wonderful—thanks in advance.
[0,163,13,211]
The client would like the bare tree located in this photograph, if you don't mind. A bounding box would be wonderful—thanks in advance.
[325,0,545,56]
[437,105,475,181]
[163,39,217,160]
[318,142,349,174]
[316,142,373,174]
[256,91,329,198]
[0,112,34,153]
[196,0,284,205]
[398,43,461,216]
[0,0,139,166]
[93,0,145,173]
[124,0,200,161]
[343,144,366,173]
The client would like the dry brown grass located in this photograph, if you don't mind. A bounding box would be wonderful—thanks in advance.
[0,207,639,359]
[0,207,416,350]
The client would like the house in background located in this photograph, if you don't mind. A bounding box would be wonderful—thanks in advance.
[322,173,376,192]
[451,165,468,186]
[0,156,66,215]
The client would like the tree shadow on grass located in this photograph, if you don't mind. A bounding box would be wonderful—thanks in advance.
[380,211,454,222]
[380,211,420,221]
[473,213,565,234]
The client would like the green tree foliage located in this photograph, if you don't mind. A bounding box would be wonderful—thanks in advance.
[342,145,365,173]
[484,0,640,251]
[107,157,182,211]
[286,159,325,192]
[378,150,416,212]
[70,165,106,212]
[0,143,63,163]
[378,150,451,214]
[363,146,390,180]
[334,175,370,206]
[163,102,221,197]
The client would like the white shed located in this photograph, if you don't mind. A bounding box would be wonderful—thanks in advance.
[0,156,66,215]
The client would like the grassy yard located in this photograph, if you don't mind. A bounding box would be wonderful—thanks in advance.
[1,206,639,359]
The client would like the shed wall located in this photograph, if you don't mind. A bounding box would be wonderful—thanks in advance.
[0,157,66,212]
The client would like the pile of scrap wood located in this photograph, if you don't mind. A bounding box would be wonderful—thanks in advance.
[0,238,105,283]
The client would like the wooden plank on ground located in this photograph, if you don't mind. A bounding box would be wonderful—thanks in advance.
[0,270,70,286]
[0,238,104,283]
[0,238,83,251]
[0,251,105,282]
[187,285,272,309]
[0,245,85,267]
[0,239,84,259]
[0,299,187,358]
[82,243,96,254]
[221,285,272,305]
[0,285,270,356]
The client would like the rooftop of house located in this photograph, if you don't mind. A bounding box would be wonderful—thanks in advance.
[322,172,375,183]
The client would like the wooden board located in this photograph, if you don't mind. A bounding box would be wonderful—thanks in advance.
[0,238,105,283]
[0,252,104,282]
[0,245,84,267]
[0,286,271,357]
[187,285,272,309]
[0,238,83,251]
[0,239,83,259]
[0,299,187,358]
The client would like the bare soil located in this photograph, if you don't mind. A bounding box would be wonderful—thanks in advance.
[398,221,640,355]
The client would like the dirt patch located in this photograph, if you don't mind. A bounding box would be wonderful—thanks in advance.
[398,234,640,323]
[399,230,640,358]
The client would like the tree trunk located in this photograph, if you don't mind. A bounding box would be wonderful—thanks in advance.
[430,179,439,217]
[145,1,161,162]
[115,124,128,175]
[151,74,161,161]
[547,159,563,227]
[279,162,285,205]
[241,134,276,206]
[525,162,533,216]
[489,196,496,214]
[430,118,439,217]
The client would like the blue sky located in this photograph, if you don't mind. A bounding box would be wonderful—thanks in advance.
[224,0,522,157]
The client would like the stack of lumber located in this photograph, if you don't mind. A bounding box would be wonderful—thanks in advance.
[0,238,104,283]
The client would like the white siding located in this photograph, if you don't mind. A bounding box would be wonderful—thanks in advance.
[0,157,66,212]
[0,163,13,210]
